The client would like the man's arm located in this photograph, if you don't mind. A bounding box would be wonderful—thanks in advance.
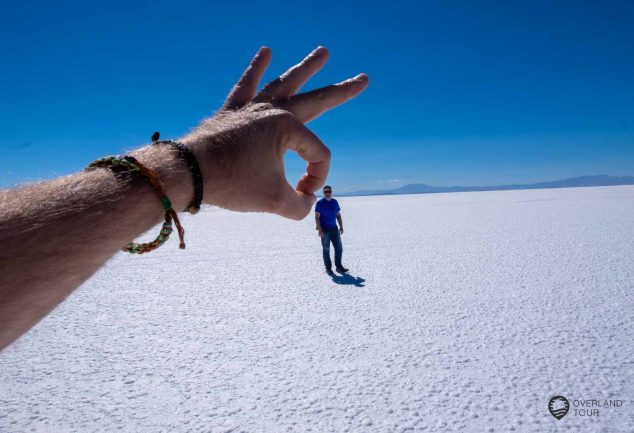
[315,211,323,237]
[0,46,368,350]
[337,211,344,234]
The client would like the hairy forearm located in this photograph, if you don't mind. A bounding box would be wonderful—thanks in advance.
[0,46,367,350]
[336,214,343,228]
[0,145,192,349]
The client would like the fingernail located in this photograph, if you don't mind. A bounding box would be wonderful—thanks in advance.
[354,73,368,81]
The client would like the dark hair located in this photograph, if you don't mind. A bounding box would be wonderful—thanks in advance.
[323,185,332,191]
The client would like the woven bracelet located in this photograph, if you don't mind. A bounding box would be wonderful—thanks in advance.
[151,131,203,214]
[86,155,186,254]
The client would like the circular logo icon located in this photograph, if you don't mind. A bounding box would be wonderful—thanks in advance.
[548,395,570,420]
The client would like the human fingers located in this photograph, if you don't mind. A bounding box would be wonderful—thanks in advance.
[274,184,317,220]
[285,118,332,194]
[255,46,329,101]
[282,73,369,123]
[223,46,272,109]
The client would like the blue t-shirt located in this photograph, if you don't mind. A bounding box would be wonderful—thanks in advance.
[315,198,340,229]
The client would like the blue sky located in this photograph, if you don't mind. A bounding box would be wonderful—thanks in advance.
[1,0,633,191]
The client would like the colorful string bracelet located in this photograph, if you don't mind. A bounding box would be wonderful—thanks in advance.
[86,155,186,254]
[151,131,203,214]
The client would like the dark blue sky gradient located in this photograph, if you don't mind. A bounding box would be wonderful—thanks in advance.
[1,0,633,190]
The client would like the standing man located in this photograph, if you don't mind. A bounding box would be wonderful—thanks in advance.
[315,185,349,275]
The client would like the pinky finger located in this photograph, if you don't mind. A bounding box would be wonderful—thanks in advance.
[282,73,369,123]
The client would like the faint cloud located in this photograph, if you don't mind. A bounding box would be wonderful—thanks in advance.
[375,179,405,184]
[7,142,32,151]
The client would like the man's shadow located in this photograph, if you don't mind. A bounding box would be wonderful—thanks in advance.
[330,272,365,287]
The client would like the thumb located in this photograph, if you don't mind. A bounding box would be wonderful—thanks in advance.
[274,182,317,220]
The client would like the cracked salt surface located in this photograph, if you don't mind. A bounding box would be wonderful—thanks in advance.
[1,186,633,432]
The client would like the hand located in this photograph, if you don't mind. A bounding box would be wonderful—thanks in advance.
[318,228,324,237]
[182,46,368,220]
[339,227,344,235]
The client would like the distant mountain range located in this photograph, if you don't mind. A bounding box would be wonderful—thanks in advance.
[340,175,634,197]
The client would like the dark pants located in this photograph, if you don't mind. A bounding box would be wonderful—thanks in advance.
[321,228,343,270]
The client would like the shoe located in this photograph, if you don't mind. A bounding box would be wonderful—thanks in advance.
[335,266,349,273]
[326,268,334,275]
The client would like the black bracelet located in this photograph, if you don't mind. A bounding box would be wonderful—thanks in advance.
[151,131,203,214]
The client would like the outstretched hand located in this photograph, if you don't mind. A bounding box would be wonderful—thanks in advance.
[0,46,368,350]
[182,47,368,220]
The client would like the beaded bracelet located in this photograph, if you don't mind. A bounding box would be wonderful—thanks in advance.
[86,155,186,254]
[151,132,203,214]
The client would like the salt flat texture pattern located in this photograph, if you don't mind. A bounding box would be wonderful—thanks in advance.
[1,186,633,432]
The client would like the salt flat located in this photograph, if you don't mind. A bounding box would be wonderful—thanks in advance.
[1,186,633,432]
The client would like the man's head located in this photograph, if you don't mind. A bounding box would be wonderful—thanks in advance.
[323,185,332,199]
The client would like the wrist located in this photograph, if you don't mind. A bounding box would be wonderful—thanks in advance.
[128,145,193,213]
[180,132,228,208]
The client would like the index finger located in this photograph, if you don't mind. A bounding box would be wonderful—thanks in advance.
[285,118,332,194]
